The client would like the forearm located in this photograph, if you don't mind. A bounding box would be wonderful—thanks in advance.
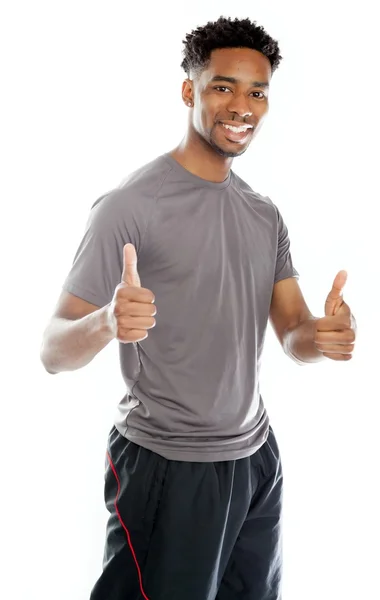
[40,305,115,374]
[283,316,325,365]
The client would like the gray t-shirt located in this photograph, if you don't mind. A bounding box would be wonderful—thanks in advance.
[63,153,299,462]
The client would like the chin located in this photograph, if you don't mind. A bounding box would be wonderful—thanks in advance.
[209,138,250,158]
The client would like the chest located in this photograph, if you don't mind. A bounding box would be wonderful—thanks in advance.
[139,189,277,294]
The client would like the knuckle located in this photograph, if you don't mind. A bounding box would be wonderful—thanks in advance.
[117,328,148,343]
[116,283,128,298]
[114,298,129,316]
[133,330,148,342]
[113,305,123,317]
[116,316,129,329]
[116,328,126,342]
[118,315,156,332]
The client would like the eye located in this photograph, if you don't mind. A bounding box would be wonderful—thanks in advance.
[214,86,231,93]
[251,91,266,99]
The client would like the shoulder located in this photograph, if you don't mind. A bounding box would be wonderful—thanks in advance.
[117,153,174,196]
[231,171,277,214]
[89,154,173,222]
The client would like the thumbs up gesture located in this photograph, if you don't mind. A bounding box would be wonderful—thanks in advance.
[107,244,156,343]
[314,270,357,361]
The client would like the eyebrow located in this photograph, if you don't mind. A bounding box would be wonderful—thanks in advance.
[210,75,269,88]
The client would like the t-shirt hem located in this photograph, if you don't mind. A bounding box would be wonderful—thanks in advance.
[274,269,299,284]
[115,424,269,463]
[62,282,109,308]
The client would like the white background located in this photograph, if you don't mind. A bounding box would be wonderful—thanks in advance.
[1,1,379,598]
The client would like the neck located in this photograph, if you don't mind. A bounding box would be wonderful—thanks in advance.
[170,127,233,184]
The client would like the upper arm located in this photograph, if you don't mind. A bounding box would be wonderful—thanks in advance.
[274,205,299,284]
[52,290,101,321]
[269,277,313,347]
[61,189,147,309]
[270,203,309,346]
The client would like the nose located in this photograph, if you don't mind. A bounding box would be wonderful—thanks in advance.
[226,93,253,118]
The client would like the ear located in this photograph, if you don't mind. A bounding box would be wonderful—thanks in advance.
[182,78,193,106]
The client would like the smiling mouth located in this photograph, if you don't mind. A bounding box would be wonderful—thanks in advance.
[217,122,254,143]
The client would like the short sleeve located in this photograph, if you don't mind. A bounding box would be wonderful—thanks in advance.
[274,206,299,283]
[62,190,146,308]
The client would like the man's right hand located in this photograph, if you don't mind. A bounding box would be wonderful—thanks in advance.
[107,243,156,343]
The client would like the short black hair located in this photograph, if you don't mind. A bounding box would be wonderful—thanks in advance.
[181,16,282,78]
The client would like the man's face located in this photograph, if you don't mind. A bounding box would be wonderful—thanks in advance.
[186,47,272,158]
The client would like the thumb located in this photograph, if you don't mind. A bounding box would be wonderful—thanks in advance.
[121,243,141,287]
[325,269,347,316]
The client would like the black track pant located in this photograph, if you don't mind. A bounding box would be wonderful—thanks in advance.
[89,424,283,600]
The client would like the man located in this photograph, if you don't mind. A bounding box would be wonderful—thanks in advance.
[40,15,356,600]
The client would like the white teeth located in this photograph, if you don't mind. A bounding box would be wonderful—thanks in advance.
[222,124,251,133]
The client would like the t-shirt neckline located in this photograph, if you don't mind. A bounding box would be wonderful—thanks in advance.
[162,152,232,190]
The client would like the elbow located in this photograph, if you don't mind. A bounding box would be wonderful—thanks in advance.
[45,366,58,375]
[40,355,58,375]
[40,342,59,375]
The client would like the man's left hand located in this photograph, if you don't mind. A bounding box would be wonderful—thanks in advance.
[314,270,357,361]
